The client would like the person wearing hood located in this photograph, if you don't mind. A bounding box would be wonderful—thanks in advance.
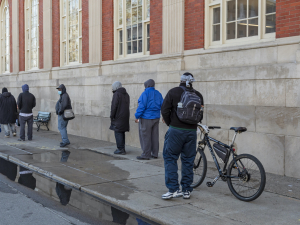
[56,84,72,147]
[17,84,36,141]
[0,88,17,137]
[110,81,130,155]
[135,79,164,160]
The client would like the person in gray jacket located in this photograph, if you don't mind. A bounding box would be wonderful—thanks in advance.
[55,84,72,147]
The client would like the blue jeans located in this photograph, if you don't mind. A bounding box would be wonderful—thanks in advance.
[163,127,197,193]
[2,123,16,136]
[114,131,125,150]
[58,115,70,144]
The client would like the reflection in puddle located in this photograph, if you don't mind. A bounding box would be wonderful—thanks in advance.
[56,182,72,206]
[61,150,71,162]
[18,166,36,190]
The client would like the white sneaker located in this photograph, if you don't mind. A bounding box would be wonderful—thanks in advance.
[183,191,191,199]
[162,190,183,200]
[13,133,16,137]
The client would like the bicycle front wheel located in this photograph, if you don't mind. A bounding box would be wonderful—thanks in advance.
[227,154,266,202]
[191,148,207,188]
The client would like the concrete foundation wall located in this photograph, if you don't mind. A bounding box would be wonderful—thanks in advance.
[1,36,300,179]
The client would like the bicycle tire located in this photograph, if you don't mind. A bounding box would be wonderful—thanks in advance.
[191,148,207,188]
[227,154,266,202]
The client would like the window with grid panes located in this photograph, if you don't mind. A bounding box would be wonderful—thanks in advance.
[61,0,82,65]
[208,0,276,47]
[1,0,9,73]
[116,0,150,58]
[25,0,39,70]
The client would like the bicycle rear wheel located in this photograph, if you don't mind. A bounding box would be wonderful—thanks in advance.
[191,148,207,188]
[227,154,266,202]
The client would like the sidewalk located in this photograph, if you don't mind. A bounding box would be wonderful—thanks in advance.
[0,129,299,225]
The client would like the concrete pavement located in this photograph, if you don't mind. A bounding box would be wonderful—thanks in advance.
[0,128,299,225]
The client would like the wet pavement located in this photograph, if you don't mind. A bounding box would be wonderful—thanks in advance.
[0,129,299,225]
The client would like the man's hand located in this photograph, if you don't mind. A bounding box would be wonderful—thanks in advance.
[135,119,139,123]
[162,118,165,124]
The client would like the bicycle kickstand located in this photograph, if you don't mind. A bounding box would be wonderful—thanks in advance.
[206,176,220,187]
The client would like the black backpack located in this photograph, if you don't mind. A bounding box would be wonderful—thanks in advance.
[176,86,203,124]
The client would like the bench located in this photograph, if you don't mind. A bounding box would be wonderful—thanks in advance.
[33,112,51,131]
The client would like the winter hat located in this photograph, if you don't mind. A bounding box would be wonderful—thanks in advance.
[180,72,195,87]
[2,87,8,93]
[144,79,155,88]
[22,84,29,92]
[112,81,122,91]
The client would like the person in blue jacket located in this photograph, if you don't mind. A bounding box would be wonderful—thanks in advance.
[135,79,164,160]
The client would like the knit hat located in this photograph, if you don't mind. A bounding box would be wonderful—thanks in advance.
[112,81,122,91]
[180,72,195,87]
[2,87,8,93]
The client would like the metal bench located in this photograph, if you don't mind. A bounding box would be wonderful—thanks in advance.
[33,111,51,131]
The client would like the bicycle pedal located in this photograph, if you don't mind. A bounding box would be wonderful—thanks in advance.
[206,182,214,187]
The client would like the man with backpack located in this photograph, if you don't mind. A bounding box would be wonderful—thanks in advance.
[161,72,204,200]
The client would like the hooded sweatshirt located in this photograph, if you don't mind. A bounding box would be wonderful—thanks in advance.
[55,84,72,115]
[0,88,18,124]
[135,79,164,120]
[17,84,36,114]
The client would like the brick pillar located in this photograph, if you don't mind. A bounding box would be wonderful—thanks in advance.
[102,0,113,61]
[39,0,43,69]
[184,0,204,50]
[150,0,162,55]
[52,0,60,67]
[8,0,12,72]
[19,0,25,71]
[276,0,300,38]
[82,0,89,63]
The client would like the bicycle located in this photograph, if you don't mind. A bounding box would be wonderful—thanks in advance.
[191,124,266,202]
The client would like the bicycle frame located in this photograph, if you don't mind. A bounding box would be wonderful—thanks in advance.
[197,125,243,179]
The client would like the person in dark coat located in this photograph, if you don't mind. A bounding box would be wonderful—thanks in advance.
[0,87,17,137]
[17,84,36,141]
[55,84,72,147]
[110,81,130,155]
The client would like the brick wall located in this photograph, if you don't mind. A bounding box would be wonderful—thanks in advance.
[150,0,162,55]
[276,0,300,38]
[19,0,25,71]
[184,0,204,50]
[82,0,89,63]
[52,0,60,67]
[102,0,114,61]
[39,0,43,69]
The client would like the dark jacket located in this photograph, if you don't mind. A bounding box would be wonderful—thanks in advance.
[0,90,18,124]
[55,84,72,115]
[161,83,204,130]
[110,87,130,132]
[17,85,36,114]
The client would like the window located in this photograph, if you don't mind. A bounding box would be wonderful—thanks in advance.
[206,0,276,47]
[61,0,82,66]
[25,0,39,70]
[116,0,150,59]
[1,0,9,73]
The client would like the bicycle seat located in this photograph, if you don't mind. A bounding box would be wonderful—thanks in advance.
[230,127,247,133]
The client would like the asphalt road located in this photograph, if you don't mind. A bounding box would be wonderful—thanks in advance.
[0,173,116,225]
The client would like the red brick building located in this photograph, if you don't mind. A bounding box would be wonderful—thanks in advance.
[0,0,300,178]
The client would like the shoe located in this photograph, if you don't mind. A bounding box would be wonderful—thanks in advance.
[13,133,16,137]
[60,143,69,147]
[183,191,191,199]
[5,135,9,138]
[162,190,183,200]
[28,139,32,141]
[114,149,126,155]
[136,156,150,160]
[151,155,158,159]
[18,139,25,141]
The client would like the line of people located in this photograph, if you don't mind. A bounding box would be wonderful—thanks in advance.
[0,72,204,200]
